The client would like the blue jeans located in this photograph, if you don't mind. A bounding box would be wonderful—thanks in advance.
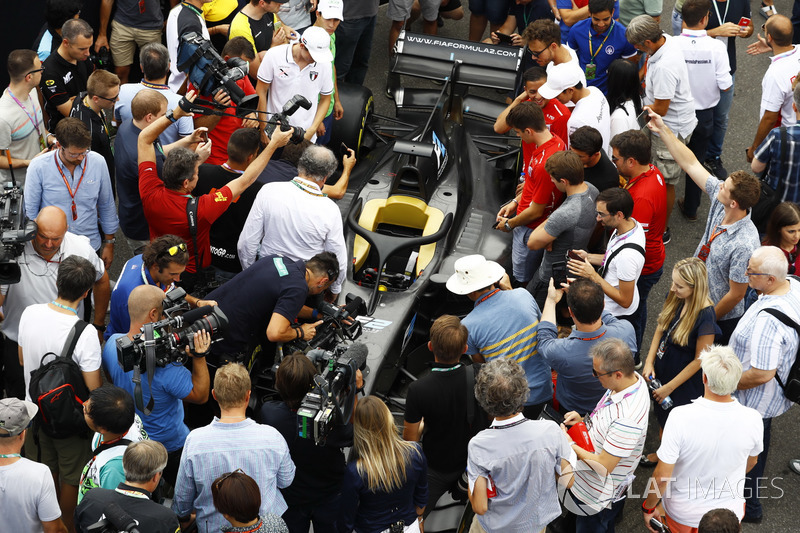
[512,225,543,284]
[683,108,716,216]
[744,417,772,518]
[671,8,682,35]
[282,493,342,533]
[334,15,377,85]
[707,73,736,159]
[575,497,626,533]
[630,267,663,360]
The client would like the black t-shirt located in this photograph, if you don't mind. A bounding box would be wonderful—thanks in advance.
[258,400,353,505]
[584,150,620,192]
[207,254,308,355]
[70,93,115,186]
[258,159,298,185]
[115,119,164,240]
[706,0,750,74]
[40,51,95,131]
[74,484,180,533]
[404,362,487,473]
[193,164,263,273]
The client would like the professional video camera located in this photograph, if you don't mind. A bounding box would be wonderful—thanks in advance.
[87,502,141,533]
[298,342,368,446]
[264,94,312,145]
[0,183,36,284]
[116,292,228,374]
[177,32,259,115]
[284,295,365,354]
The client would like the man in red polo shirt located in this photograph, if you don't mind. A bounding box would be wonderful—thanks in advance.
[137,91,292,292]
[609,129,666,360]
[495,66,571,145]
[496,101,566,286]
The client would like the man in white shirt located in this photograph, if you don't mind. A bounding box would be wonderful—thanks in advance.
[165,0,212,92]
[626,15,697,239]
[745,15,800,163]
[538,61,611,154]
[641,345,763,531]
[675,0,732,221]
[253,26,334,142]
[238,144,347,295]
[567,187,645,320]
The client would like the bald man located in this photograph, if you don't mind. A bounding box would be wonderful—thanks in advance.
[0,206,108,400]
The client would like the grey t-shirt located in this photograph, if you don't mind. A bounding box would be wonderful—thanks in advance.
[114,0,163,30]
[537,183,599,283]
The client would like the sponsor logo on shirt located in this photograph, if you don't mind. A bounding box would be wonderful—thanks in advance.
[278,67,291,78]
[604,45,615,55]
[64,72,73,84]
[213,190,229,202]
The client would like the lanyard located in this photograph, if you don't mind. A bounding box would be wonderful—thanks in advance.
[7,89,44,149]
[476,288,500,306]
[0,454,21,458]
[291,178,326,197]
[140,263,172,292]
[697,226,727,262]
[51,300,78,314]
[589,381,642,420]
[222,163,244,174]
[180,1,202,16]
[54,150,87,221]
[490,418,529,429]
[140,81,169,90]
[711,0,730,25]
[601,225,636,267]
[588,20,615,62]
[431,363,462,372]
[578,330,607,342]
[115,487,150,500]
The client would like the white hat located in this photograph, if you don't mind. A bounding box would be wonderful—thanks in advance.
[301,26,333,63]
[537,62,585,100]
[317,0,344,21]
[446,255,506,295]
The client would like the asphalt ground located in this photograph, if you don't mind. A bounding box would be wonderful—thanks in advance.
[350,0,800,530]
[92,2,800,529]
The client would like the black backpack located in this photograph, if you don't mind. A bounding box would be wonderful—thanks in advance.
[761,308,800,404]
[28,320,91,439]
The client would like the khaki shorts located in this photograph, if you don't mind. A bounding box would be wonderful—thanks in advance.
[25,427,92,486]
[650,129,691,185]
[110,20,162,66]
[469,515,544,533]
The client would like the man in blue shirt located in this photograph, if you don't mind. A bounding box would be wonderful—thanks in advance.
[567,0,637,94]
[103,284,211,486]
[24,117,118,268]
[446,254,552,419]
[538,277,637,415]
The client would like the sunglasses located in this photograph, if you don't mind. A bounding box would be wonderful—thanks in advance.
[26,67,44,77]
[167,243,188,256]
[592,368,619,378]
[214,468,245,490]
[95,92,120,103]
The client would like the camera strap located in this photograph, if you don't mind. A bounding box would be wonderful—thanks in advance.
[186,197,202,271]
[132,323,157,415]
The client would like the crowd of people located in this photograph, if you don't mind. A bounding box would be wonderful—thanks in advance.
[0,0,800,532]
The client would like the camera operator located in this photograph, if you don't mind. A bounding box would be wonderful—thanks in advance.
[102,284,211,487]
[165,0,211,93]
[173,362,295,533]
[74,440,181,533]
[237,144,348,296]
[106,235,215,340]
[137,90,292,293]
[206,251,338,360]
[258,352,361,533]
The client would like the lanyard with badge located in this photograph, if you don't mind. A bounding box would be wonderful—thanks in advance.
[54,150,87,221]
[7,89,46,150]
[711,0,730,26]
[586,20,615,80]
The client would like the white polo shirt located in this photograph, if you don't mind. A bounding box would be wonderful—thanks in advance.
[601,220,645,317]
[676,29,732,110]
[645,35,698,138]
[257,43,334,140]
[761,45,800,126]
[568,86,611,155]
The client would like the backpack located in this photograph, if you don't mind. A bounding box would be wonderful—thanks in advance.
[760,308,800,404]
[28,320,91,439]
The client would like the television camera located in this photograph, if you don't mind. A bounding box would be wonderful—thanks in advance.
[0,182,36,284]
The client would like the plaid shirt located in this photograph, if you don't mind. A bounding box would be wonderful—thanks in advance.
[754,123,800,203]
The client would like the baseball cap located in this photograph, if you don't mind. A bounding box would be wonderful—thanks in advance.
[537,62,585,100]
[446,255,506,295]
[317,0,344,21]
[0,398,38,437]
[301,26,333,63]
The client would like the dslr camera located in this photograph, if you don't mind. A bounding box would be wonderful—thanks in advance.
[264,94,312,145]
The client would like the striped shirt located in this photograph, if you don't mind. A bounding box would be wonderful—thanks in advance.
[754,124,800,204]
[171,418,295,533]
[463,288,553,405]
[570,374,650,512]
[731,278,800,418]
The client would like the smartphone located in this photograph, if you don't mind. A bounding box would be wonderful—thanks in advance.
[495,32,514,44]
[649,517,670,533]
[340,142,350,158]
[567,250,582,261]
[739,16,751,27]
[636,109,650,130]
[492,220,500,229]
[552,261,568,287]
[198,129,208,143]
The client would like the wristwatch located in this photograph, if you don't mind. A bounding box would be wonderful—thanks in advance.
[165,109,177,123]
[92,323,107,333]
[103,238,116,245]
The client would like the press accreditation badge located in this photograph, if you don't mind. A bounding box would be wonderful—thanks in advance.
[585,63,596,80]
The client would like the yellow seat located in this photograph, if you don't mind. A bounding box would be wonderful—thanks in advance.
[353,196,446,276]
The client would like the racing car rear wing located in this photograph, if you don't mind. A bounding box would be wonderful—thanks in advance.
[391,31,523,92]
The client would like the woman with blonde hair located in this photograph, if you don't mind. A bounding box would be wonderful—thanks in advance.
[640,257,721,466]
[338,396,427,533]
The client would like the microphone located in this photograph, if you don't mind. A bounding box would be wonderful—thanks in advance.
[104,502,141,533]
[341,342,368,370]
